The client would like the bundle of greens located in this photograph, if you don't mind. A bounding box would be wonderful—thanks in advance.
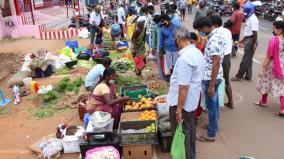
[111,60,131,73]
[56,77,83,94]
[43,91,59,103]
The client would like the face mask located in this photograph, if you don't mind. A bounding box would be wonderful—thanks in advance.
[108,80,115,84]
[199,32,205,36]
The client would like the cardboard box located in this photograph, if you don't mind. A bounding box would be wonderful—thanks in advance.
[120,112,142,122]
[123,144,153,159]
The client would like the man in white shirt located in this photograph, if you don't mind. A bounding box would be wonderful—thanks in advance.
[232,2,258,81]
[168,27,205,159]
[117,4,126,38]
[89,6,104,44]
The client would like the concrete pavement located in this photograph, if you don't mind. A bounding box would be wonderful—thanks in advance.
[178,8,284,159]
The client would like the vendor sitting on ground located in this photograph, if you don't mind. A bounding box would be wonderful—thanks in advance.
[93,39,110,58]
[85,57,112,91]
[86,68,130,128]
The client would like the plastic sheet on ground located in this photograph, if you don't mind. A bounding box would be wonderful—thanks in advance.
[78,29,90,39]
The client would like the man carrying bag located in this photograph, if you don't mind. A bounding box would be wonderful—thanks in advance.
[168,27,205,159]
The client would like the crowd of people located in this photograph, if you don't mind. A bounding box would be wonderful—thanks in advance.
[83,0,284,158]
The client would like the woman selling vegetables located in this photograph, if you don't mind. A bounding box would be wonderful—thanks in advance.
[131,20,146,76]
[86,68,130,128]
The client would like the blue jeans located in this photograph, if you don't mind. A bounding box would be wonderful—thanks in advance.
[202,79,221,138]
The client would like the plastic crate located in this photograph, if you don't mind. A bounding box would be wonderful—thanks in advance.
[121,85,151,101]
[158,131,172,153]
[118,120,158,146]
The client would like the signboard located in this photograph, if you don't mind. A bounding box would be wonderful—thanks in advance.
[34,0,44,7]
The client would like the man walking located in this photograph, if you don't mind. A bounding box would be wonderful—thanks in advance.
[168,27,205,159]
[230,2,244,57]
[193,16,226,142]
[159,14,179,74]
[231,2,258,81]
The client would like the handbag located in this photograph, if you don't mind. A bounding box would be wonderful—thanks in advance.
[134,55,145,70]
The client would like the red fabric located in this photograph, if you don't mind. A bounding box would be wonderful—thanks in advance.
[134,55,145,70]
[90,84,122,128]
[195,95,203,118]
[230,10,244,34]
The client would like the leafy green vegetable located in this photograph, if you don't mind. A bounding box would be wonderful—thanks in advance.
[73,77,84,87]
[62,77,71,82]
[43,91,59,102]
[111,60,132,73]
[56,67,70,75]
[57,81,68,92]
[115,75,141,87]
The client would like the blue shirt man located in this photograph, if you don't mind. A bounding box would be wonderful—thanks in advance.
[159,14,179,71]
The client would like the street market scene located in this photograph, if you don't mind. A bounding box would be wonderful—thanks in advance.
[0,0,284,159]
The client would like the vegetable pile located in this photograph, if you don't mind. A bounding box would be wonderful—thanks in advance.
[158,115,171,134]
[111,59,135,73]
[56,77,84,94]
[115,76,141,87]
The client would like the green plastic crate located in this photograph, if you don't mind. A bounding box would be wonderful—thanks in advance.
[121,85,151,101]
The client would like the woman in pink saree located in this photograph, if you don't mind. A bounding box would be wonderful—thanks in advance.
[254,21,284,117]
[86,68,130,128]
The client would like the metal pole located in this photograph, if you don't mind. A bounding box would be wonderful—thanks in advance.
[30,0,35,25]
[74,0,80,28]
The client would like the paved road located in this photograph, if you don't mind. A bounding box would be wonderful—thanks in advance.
[178,9,284,159]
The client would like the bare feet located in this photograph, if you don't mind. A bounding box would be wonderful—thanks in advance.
[225,102,234,109]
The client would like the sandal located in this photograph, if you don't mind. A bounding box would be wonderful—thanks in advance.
[197,135,216,142]
[253,101,268,107]
[275,112,284,117]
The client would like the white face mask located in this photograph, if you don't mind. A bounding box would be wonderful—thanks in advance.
[108,80,115,84]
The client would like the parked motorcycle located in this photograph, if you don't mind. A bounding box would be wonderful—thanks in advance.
[68,14,90,29]
[264,4,282,21]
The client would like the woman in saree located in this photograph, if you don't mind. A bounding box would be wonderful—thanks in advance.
[86,68,130,128]
[254,21,284,117]
[132,20,146,76]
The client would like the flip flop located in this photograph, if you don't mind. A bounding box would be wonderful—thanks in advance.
[275,112,284,117]
[197,135,216,142]
[253,101,268,107]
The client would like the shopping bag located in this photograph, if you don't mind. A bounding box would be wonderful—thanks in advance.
[171,124,185,159]
[201,79,225,109]
[134,55,145,70]
[161,54,171,75]
[218,79,225,107]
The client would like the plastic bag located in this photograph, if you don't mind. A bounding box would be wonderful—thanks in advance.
[201,79,225,109]
[134,55,145,70]
[171,124,185,159]
[161,55,171,75]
